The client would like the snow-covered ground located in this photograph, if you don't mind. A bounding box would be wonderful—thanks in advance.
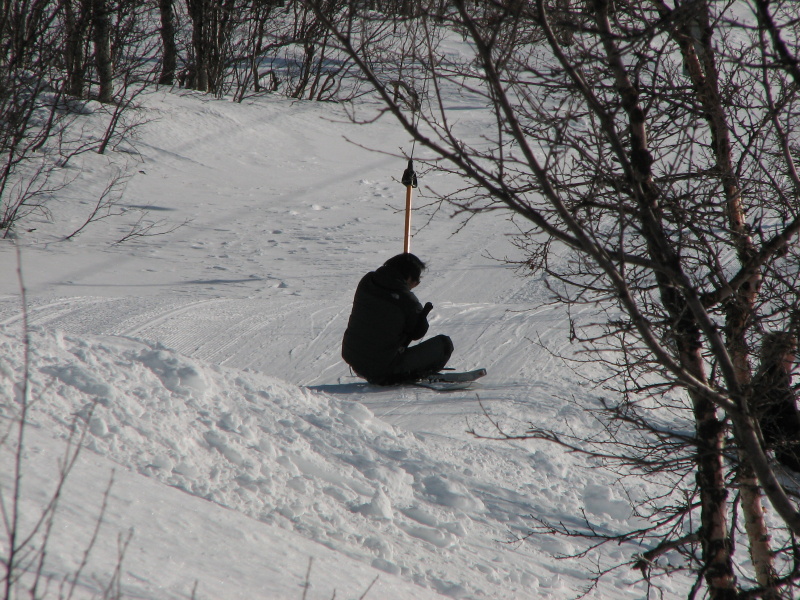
[0,88,678,599]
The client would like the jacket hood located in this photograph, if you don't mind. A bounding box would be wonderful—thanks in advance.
[371,264,409,291]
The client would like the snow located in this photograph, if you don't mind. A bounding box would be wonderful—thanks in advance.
[0,88,679,598]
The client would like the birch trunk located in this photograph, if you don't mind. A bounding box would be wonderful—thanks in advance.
[595,0,737,594]
[658,0,778,594]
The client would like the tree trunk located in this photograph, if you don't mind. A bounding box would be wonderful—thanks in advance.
[186,0,209,91]
[92,0,113,103]
[593,0,738,594]
[158,0,177,85]
[64,0,91,98]
[660,0,778,594]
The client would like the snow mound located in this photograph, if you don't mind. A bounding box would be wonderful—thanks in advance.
[2,324,640,599]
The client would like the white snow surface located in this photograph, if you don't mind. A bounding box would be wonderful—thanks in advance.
[0,89,677,599]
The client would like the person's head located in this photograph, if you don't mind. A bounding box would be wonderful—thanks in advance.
[761,332,798,373]
[384,253,426,287]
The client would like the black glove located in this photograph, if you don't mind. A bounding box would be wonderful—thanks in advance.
[408,303,432,342]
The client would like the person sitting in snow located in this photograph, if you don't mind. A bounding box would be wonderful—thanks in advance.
[342,253,453,385]
[752,331,800,472]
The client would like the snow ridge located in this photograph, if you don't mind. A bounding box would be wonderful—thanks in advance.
[1,325,602,599]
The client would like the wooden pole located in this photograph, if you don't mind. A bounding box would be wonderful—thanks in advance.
[404,184,413,253]
[401,159,417,253]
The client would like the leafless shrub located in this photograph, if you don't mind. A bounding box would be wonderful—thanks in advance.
[0,246,130,600]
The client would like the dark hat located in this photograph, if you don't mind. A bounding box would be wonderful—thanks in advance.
[384,253,426,283]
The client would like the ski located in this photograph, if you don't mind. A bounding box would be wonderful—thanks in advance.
[423,368,487,383]
[413,380,476,391]
[328,369,487,392]
[413,368,486,391]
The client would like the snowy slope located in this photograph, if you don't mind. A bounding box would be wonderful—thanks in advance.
[0,89,679,598]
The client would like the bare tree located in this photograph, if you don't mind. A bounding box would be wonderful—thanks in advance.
[0,0,76,234]
[158,0,180,85]
[92,0,114,102]
[184,0,239,92]
[0,0,167,240]
[305,0,800,597]
[230,0,283,99]
[62,0,93,98]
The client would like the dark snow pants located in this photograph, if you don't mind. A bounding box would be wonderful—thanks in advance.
[371,334,454,385]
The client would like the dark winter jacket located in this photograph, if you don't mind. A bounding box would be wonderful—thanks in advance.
[753,364,800,444]
[752,363,800,471]
[342,264,429,380]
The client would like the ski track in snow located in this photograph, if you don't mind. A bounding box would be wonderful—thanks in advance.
[0,89,667,599]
